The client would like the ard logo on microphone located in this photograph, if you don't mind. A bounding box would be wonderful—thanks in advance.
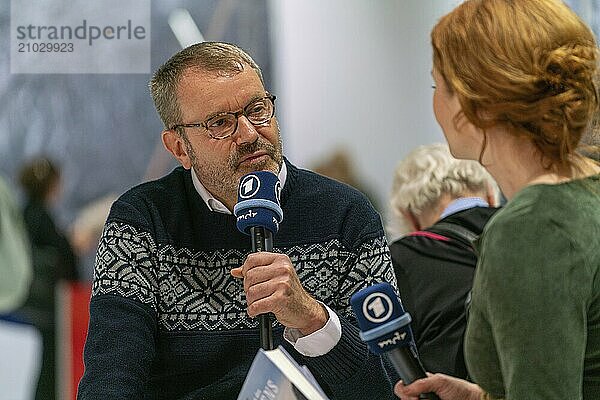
[363,292,393,323]
[239,174,260,199]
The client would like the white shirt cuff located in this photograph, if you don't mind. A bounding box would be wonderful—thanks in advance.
[283,303,342,357]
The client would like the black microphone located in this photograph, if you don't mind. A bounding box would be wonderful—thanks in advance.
[234,171,283,350]
[350,283,440,400]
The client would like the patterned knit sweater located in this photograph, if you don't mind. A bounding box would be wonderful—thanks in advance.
[78,160,397,400]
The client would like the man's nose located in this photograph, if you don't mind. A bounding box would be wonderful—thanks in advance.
[233,115,259,145]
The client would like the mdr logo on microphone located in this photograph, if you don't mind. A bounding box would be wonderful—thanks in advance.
[362,291,393,323]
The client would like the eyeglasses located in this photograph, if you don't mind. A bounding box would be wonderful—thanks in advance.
[170,94,276,140]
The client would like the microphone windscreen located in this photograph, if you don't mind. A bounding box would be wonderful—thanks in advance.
[234,171,283,235]
[350,282,413,354]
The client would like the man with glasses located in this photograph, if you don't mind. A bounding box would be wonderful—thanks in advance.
[78,42,397,400]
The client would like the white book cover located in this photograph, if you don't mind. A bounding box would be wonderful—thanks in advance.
[237,346,330,400]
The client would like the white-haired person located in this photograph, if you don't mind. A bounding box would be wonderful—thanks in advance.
[389,142,499,379]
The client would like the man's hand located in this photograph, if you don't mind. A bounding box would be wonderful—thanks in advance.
[231,252,328,335]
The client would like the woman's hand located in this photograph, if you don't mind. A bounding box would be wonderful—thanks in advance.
[394,373,483,400]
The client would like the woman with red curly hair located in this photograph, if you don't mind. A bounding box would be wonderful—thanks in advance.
[396,1,600,399]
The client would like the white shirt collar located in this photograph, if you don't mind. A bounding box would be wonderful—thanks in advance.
[191,162,288,215]
[439,196,489,220]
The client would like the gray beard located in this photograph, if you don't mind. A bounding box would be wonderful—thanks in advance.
[184,133,283,206]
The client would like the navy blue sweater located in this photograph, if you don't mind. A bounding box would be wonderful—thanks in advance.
[78,160,397,400]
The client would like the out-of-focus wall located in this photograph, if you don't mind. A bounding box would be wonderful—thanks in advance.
[269,0,600,231]
[269,0,459,229]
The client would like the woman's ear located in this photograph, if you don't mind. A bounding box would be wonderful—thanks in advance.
[162,129,192,170]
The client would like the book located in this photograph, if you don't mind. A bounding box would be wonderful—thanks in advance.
[237,346,330,400]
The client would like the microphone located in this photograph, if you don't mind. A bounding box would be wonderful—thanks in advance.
[234,171,283,350]
[350,283,440,400]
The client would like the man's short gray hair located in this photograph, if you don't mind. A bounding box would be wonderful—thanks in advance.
[149,41,264,130]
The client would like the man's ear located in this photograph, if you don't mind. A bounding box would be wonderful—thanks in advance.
[162,129,192,170]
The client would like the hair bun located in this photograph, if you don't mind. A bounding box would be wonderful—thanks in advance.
[539,43,597,93]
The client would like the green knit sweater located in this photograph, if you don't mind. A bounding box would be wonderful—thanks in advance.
[465,174,600,400]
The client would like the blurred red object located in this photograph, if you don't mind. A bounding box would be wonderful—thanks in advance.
[57,281,91,400]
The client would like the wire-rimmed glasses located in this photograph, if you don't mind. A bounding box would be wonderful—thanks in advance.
[170,94,276,140]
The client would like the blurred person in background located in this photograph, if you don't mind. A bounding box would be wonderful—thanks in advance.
[69,193,118,281]
[311,147,382,213]
[0,173,37,400]
[0,173,32,315]
[388,142,498,378]
[18,156,79,400]
[395,0,600,399]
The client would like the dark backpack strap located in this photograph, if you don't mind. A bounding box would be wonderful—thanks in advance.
[429,221,479,251]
